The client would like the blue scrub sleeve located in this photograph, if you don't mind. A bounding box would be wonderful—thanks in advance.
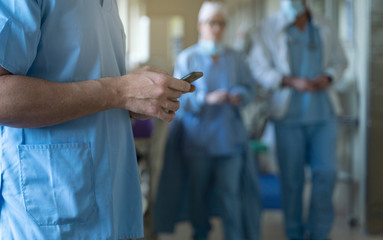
[229,54,256,107]
[174,53,207,113]
[0,0,41,75]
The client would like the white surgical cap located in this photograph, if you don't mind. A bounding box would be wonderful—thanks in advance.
[198,1,228,23]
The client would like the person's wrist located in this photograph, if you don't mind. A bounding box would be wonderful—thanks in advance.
[281,76,293,87]
[98,76,124,109]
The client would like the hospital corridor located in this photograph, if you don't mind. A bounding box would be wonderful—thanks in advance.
[123,0,383,239]
[0,0,383,239]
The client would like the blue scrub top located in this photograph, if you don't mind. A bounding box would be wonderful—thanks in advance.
[0,1,143,239]
[174,43,255,156]
[281,21,333,124]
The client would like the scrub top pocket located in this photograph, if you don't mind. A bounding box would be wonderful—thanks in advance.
[18,142,97,226]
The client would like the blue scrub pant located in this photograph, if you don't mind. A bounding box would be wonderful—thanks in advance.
[186,154,243,240]
[274,119,337,240]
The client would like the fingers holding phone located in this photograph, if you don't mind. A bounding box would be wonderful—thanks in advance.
[120,67,202,122]
[163,71,204,114]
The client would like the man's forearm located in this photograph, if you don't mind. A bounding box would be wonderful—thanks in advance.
[0,65,194,127]
[0,74,119,128]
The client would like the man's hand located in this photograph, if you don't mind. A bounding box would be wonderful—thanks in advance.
[282,76,315,92]
[115,66,194,122]
[206,89,229,105]
[312,75,331,91]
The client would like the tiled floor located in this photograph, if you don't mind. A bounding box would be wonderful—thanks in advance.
[156,181,383,240]
[158,212,383,240]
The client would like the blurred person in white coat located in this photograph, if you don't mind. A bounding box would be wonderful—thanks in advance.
[249,0,347,240]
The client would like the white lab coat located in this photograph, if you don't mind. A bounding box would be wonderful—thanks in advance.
[249,11,348,119]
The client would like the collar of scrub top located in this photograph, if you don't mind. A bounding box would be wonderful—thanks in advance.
[276,9,319,50]
[276,9,320,34]
[285,15,318,50]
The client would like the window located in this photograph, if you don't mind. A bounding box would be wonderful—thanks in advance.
[117,0,150,70]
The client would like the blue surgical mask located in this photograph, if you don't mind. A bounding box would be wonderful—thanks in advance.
[198,39,225,56]
[280,1,305,22]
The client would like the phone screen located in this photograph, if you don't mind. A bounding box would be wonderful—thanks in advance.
[181,72,203,83]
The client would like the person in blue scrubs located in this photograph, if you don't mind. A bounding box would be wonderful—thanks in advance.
[249,0,347,240]
[0,1,194,239]
[172,2,256,240]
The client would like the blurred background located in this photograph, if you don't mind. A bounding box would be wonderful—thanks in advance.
[117,0,383,239]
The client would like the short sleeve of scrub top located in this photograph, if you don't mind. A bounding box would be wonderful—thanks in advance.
[0,0,41,74]
[0,1,143,239]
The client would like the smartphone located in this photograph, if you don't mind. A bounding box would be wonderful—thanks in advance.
[181,72,203,83]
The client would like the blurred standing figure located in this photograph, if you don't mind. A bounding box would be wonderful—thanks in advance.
[173,2,257,240]
[249,1,347,240]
